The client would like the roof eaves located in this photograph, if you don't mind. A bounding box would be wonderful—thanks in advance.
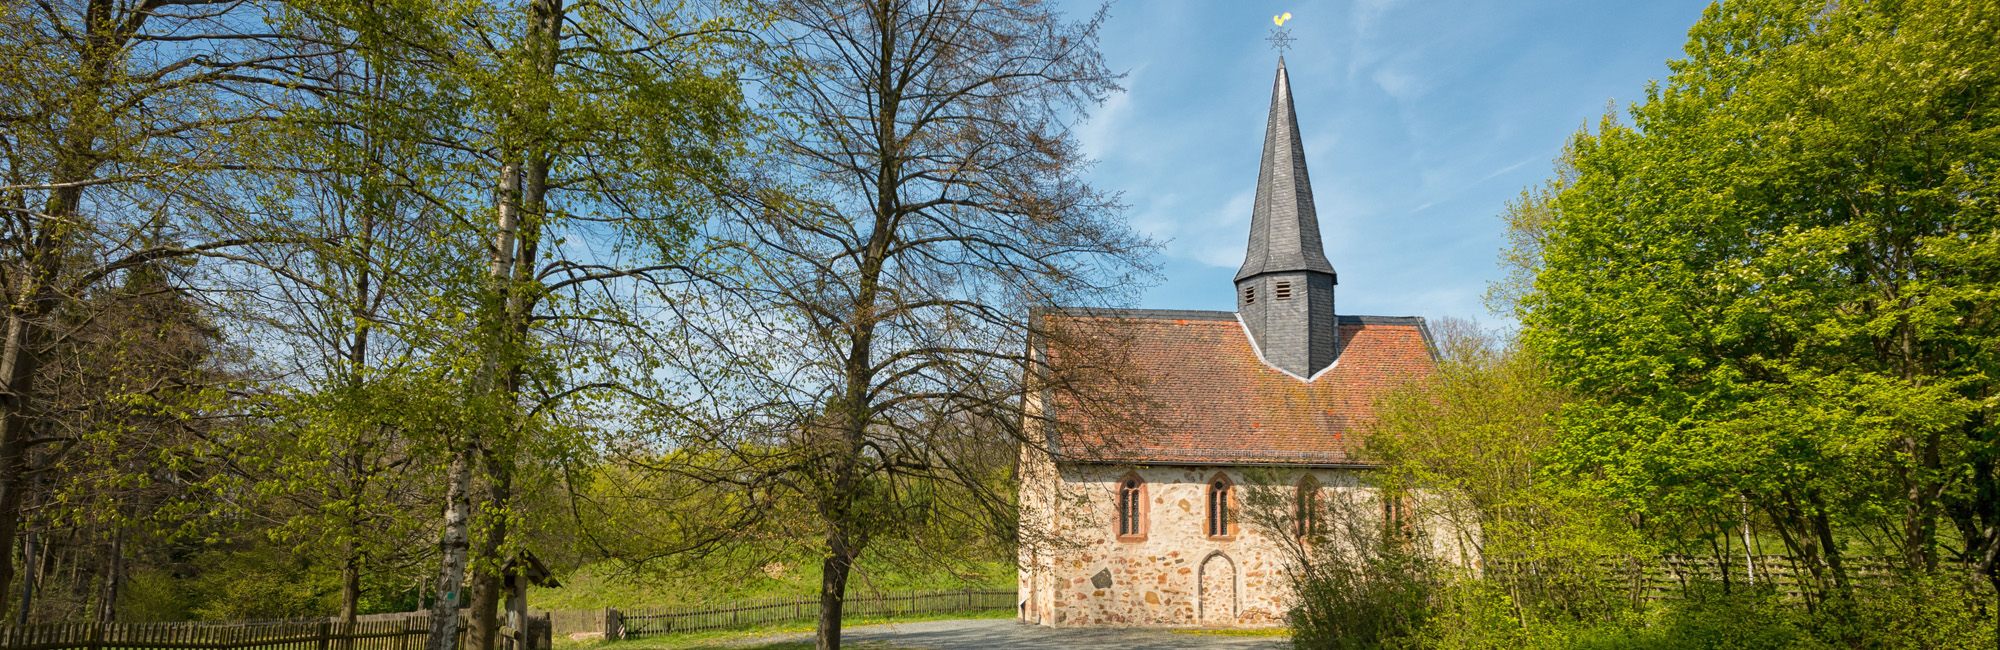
[1063,457,1380,470]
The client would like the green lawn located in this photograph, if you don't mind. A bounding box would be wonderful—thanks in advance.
[532,547,1014,611]
[555,610,1015,650]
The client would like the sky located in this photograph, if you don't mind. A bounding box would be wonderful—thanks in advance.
[1060,0,1716,325]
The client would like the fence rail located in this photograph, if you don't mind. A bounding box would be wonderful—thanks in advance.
[0,615,550,650]
[550,588,1015,638]
[1488,554,1991,603]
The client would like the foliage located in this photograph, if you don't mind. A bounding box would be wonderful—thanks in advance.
[1238,476,1444,650]
[1511,0,2000,595]
[1362,321,1645,622]
[1288,543,1443,650]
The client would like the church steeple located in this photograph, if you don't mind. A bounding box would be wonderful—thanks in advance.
[1236,57,1339,379]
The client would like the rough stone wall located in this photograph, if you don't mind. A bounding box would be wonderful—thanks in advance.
[1015,420,1062,625]
[1018,463,1380,627]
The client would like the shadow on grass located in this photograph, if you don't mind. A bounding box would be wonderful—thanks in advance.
[672,636,908,648]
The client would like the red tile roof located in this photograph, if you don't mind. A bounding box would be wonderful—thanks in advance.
[1042,309,1435,466]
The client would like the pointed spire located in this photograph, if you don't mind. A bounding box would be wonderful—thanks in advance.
[1234,58,1340,380]
[1235,57,1336,282]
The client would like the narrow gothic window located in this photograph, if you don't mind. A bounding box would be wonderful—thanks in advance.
[1118,479,1141,536]
[1207,479,1231,537]
[1384,494,1411,539]
[1296,477,1319,537]
[1244,286,1256,304]
[1275,281,1293,300]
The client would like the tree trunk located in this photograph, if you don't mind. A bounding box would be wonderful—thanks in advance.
[340,539,361,623]
[15,529,36,625]
[467,0,559,643]
[426,452,474,650]
[1902,428,1943,572]
[1807,494,1850,598]
[0,0,121,613]
[467,463,510,650]
[92,527,124,624]
[816,536,855,650]
[0,314,48,618]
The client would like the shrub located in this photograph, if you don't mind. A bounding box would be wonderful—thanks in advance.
[1286,534,1446,650]
[1809,574,1996,650]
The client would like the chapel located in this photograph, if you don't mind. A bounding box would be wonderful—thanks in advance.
[1015,58,1439,627]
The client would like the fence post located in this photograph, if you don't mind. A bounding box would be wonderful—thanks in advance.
[317,619,333,650]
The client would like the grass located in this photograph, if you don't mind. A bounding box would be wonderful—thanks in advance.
[554,610,1015,650]
[1171,627,1293,637]
[531,544,1014,610]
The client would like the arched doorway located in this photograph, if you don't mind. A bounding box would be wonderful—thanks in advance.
[1198,551,1237,625]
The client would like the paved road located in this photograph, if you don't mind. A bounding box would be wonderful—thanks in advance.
[739,618,1291,649]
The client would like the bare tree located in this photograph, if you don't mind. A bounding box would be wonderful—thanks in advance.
[643,1,1154,648]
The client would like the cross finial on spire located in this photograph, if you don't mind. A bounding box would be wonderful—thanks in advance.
[1267,12,1295,54]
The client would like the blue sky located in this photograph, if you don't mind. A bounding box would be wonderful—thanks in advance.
[1064,0,1714,324]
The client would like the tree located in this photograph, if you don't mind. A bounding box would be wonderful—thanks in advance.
[1360,320,1642,621]
[251,1,756,647]
[13,259,234,623]
[1513,0,2000,604]
[646,1,1152,647]
[239,0,474,622]
[0,0,322,615]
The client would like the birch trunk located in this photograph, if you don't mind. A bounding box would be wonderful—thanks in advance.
[426,453,474,650]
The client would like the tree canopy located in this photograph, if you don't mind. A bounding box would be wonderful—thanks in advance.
[1515,0,2000,593]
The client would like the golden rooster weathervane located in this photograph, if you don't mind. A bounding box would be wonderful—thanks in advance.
[1267,12,1296,54]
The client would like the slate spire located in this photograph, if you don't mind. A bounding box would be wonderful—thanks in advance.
[1236,57,1340,380]
[1236,57,1336,281]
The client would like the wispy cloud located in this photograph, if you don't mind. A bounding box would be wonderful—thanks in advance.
[1477,157,1535,184]
[1131,188,1253,270]
[1077,66,1143,161]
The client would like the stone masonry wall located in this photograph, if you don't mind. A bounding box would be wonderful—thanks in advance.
[1018,463,1379,627]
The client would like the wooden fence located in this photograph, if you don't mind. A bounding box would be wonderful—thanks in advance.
[1489,554,1990,603]
[0,614,550,650]
[569,588,1015,638]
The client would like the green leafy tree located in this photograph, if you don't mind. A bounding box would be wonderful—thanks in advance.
[1514,0,2000,606]
[1364,320,1644,622]
[0,0,314,614]
[251,1,756,647]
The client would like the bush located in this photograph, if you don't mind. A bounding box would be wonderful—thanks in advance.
[1410,575,1997,650]
[1288,539,1445,650]
[1810,575,1996,650]
[1418,580,1533,650]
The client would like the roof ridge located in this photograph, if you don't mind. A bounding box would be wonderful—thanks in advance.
[1048,308,1426,327]
[1050,307,1239,321]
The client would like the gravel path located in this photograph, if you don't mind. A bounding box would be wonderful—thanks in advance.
[738,618,1291,649]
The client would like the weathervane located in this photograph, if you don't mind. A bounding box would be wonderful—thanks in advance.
[1267,12,1295,54]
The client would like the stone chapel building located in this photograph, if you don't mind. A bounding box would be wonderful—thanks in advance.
[1015,59,1439,627]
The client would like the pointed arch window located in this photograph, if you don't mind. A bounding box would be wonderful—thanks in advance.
[1206,474,1236,539]
[1115,473,1148,542]
[1296,475,1320,538]
[1383,492,1413,540]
